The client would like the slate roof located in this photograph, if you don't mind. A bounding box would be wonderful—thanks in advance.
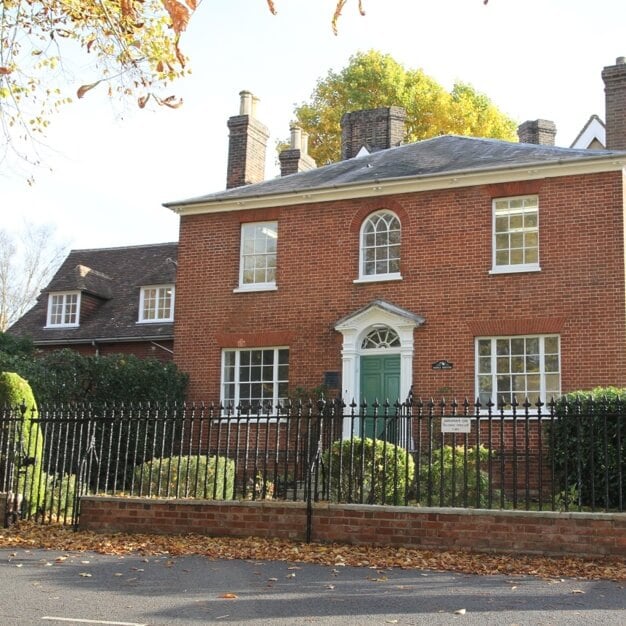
[164,135,626,208]
[8,242,178,345]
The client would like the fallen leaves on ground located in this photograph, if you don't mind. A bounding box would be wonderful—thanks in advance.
[0,521,624,581]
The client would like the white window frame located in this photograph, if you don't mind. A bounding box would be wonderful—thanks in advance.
[221,347,289,411]
[46,291,80,328]
[138,285,175,323]
[475,334,561,409]
[490,195,540,274]
[355,210,402,283]
[235,221,278,292]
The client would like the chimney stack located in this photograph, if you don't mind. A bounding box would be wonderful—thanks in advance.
[602,56,626,150]
[279,125,316,176]
[340,106,406,160]
[517,120,557,146]
[226,91,269,189]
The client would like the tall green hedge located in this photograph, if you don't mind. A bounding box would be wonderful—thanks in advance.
[549,387,626,510]
[0,372,45,514]
[0,345,188,406]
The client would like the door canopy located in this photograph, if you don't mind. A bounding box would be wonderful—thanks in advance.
[334,300,424,403]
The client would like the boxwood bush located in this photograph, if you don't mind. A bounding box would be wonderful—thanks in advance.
[417,444,498,508]
[132,455,235,500]
[322,436,414,505]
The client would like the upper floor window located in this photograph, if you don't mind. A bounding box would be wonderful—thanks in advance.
[476,335,560,407]
[237,222,277,291]
[222,347,289,410]
[139,285,174,322]
[358,210,401,281]
[46,291,80,327]
[492,196,540,273]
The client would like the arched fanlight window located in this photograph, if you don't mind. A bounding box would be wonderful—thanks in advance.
[360,210,401,279]
[361,326,400,349]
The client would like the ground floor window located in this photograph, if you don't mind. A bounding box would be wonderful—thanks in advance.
[476,335,560,406]
[221,347,289,410]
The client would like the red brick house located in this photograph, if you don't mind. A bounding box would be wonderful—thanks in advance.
[8,243,177,362]
[164,59,626,413]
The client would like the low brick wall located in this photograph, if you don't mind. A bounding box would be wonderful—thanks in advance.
[79,496,626,559]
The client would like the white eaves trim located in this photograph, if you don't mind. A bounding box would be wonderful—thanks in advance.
[167,157,626,216]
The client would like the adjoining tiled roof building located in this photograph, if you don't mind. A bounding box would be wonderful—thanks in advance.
[8,242,177,361]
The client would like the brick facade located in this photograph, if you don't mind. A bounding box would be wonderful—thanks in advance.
[174,170,626,401]
[79,496,626,558]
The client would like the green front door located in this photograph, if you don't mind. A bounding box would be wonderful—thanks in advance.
[360,354,401,442]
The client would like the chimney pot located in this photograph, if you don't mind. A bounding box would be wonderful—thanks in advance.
[239,90,253,115]
[289,125,302,150]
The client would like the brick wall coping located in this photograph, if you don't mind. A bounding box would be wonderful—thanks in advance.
[80,495,624,522]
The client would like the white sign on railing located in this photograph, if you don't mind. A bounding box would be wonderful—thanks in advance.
[441,417,472,433]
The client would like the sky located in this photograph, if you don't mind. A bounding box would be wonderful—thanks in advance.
[2,0,626,252]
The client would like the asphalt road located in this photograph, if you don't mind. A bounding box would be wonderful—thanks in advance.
[0,547,624,625]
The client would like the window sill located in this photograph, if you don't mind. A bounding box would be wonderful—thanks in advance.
[44,324,79,329]
[353,274,403,284]
[489,265,541,275]
[233,284,278,293]
[136,320,174,325]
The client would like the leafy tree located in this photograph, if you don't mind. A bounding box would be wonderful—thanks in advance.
[0,0,371,172]
[287,50,517,165]
[0,223,67,331]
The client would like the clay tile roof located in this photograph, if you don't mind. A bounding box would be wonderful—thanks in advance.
[8,242,178,345]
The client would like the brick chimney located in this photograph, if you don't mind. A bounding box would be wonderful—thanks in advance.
[602,56,626,150]
[226,91,270,189]
[517,120,557,146]
[340,106,406,160]
[279,125,316,176]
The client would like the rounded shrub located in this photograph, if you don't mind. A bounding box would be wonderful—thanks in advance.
[417,444,498,508]
[322,436,414,505]
[132,455,235,500]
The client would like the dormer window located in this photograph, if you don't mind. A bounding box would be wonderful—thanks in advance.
[139,285,174,323]
[46,291,80,327]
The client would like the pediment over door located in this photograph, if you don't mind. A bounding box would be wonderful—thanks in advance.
[334,300,424,345]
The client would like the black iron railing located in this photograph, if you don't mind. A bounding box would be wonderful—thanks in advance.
[1,397,624,527]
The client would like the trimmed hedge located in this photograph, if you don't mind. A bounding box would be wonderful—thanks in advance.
[0,347,188,405]
[0,372,45,514]
[549,387,626,510]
